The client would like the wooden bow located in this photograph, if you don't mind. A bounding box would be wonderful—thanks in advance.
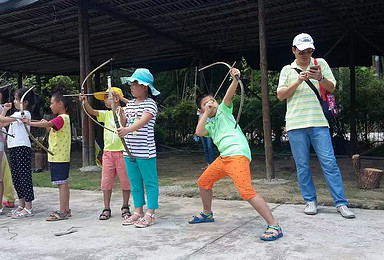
[107,76,135,161]
[20,87,54,155]
[80,58,116,133]
[199,62,245,129]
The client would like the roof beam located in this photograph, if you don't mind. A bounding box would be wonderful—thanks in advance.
[0,34,78,62]
[87,0,204,55]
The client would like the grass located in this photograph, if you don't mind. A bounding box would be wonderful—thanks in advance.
[32,169,102,191]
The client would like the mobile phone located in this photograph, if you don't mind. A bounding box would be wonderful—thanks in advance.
[309,65,320,70]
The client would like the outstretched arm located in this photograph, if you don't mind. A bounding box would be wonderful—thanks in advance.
[23,117,53,130]
[79,95,99,117]
[114,91,129,104]
[223,68,240,107]
[0,103,16,125]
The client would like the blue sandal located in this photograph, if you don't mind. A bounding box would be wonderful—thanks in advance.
[260,225,283,241]
[188,212,214,224]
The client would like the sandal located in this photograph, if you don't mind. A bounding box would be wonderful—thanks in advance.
[134,212,155,228]
[188,212,214,224]
[99,208,111,220]
[121,205,131,218]
[11,208,33,218]
[122,211,143,226]
[260,225,283,241]
[46,210,69,221]
[7,206,24,217]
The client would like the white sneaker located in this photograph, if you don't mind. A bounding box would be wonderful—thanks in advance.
[304,202,318,215]
[0,208,3,215]
[337,205,355,219]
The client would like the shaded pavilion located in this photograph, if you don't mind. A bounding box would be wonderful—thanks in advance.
[0,0,383,177]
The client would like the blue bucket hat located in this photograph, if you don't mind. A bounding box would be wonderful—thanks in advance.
[120,68,160,96]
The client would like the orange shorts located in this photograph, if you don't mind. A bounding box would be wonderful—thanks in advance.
[101,151,131,191]
[198,155,257,200]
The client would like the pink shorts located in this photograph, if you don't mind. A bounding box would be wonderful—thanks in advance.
[101,151,131,191]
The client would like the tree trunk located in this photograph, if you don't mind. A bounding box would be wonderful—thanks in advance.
[34,151,48,170]
[359,168,383,189]
[352,154,383,189]
[352,154,361,187]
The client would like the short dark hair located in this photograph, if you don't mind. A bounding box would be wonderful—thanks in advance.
[52,91,70,110]
[196,93,213,109]
[0,88,9,103]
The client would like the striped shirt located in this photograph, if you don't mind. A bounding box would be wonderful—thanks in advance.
[123,98,157,158]
[277,57,336,131]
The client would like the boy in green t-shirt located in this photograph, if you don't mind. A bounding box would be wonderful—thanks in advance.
[80,87,131,220]
[189,68,282,241]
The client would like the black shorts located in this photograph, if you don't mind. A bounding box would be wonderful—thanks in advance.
[49,162,70,185]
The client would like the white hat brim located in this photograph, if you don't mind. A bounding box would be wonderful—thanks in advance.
[296,43,315,51]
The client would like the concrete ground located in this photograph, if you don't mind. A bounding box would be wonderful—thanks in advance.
[1,187,384,260]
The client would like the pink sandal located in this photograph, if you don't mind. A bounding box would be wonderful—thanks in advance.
[122,212,143,226]
[134,213,155,228]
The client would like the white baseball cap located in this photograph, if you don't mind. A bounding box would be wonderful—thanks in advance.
[292,33,315,51]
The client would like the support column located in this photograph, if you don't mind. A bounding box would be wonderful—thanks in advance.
[83,1,95,166]
[79,0,90,167]
[349,32,357,154]
[258,0,275,179]
[18,72,22,88]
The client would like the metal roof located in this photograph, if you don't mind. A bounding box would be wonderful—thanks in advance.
[0,0,383,74]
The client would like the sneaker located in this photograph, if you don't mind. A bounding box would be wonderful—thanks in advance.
[337,205,355,219]
[0,208,3,215]
[304,202,318,215]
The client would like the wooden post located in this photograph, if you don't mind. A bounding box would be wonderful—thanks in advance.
[259,0,275,179]
[79,0,89,167]
[352,154,361,186]
[17,72,22,88]
[82,1,95,166]
[349,32,357,155]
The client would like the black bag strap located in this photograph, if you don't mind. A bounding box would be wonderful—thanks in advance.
[293,67,322,104]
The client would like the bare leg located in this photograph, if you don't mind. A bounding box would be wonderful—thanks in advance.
[59,183,70,213]
[189,187,213,221]
[122,190,130,206]
[24,201,32,211]
[0,181,3,209]
[18,197,26,208]
[103,190,112,209]
[200,187,213,215]
[248,194,278,226]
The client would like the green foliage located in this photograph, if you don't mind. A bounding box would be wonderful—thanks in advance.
[41,75,78,113]
[333,67,384,144]
[156,100,197,144]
